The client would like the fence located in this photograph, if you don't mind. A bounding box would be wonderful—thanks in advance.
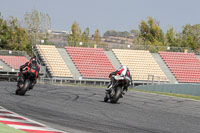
[0,50,27,56]
[39,77,110,86]
[44,41,193,53]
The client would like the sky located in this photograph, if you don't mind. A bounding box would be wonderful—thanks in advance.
[0,0,200,35]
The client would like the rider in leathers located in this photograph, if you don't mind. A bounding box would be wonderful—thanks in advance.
[17,57,40,90]
[106,65,132,92]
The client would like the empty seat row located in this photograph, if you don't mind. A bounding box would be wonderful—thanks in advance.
[0,55,28,70]
[112,49,168,82]
[36,45,72,78]
[159,51,200,83]
[66,46,115,79]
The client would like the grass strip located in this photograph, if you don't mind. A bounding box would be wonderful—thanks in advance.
[0,123,26,133]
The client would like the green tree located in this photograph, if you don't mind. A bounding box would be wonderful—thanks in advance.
[103,30,118,37]
[139,16,164,46]
[67,21,82,46]
[94,29,101,47]
[130,29,139,36]
[165,27,176,47]
[82,27,90,45]
[181,24,200,50]
[0,14,32,53]
[118,31,130,38]
[0,14,11,49]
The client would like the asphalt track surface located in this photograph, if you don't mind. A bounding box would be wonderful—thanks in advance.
[0,81,200,133]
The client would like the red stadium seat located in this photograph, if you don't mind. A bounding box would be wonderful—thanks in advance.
[65,47,115,79]
[159,51,200,83]
[0,55,28,70]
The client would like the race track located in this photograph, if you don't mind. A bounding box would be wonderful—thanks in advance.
[0,81,200,133]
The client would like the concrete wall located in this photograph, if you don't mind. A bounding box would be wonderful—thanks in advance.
[0,60,12,71]
[134,84,200,96]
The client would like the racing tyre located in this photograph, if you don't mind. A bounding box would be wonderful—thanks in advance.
[18,79,31,95]
[104,95,109,102]
[110,86,122,103]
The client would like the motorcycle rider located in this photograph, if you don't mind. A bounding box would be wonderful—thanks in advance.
[106,65,132,92]
[17,57,40,90]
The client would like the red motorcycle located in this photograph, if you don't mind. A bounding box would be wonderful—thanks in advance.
[16,67,36,95]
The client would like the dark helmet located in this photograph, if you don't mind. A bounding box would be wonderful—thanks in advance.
[30,57,37,65]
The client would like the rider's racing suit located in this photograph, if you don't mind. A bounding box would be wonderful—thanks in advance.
[17,58,40,90]
[106,65,132,92]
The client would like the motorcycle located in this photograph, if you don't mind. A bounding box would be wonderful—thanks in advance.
[104,75,128,103]
[16,67,35,95]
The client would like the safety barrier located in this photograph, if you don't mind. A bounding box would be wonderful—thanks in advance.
[134,84,200,96]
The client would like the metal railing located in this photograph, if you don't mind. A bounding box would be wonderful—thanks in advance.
[39,77,110,86]
[0,50,28,56]
[41,41,194,53]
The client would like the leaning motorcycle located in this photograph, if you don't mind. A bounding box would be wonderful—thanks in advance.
[16,68,35,95]
[104,75,127,103]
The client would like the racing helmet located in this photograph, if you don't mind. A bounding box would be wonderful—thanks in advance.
[30,57,37,65]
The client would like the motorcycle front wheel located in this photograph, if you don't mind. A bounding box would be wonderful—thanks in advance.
[17,79,31,95]
[104,93,109,102]
[110,86,122,103]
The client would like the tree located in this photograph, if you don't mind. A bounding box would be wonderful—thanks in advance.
[181,24,200,50]
[67,21,82,46]
[139,16,164,46]
[82,27,90,44]
[165,27,176,47]
[103,30,118,37]
[130,29,139,37]
[0,13,32,53]
[40,13,51,38]
[24,9,51,45]
[118,31,130,37]
[24,9,40,41]
[0,14,11,49]
[94,29,101,46]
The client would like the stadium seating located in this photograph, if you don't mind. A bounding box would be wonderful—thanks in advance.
[65,47,115,79]
[159,51,200,83]
[0,55,28,70]
[112,49,168,82]
[36,45,72,78]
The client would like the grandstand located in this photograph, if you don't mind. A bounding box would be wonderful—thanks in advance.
[36,45,72,78]
[159,51,200,83]
[112,49,169,82]
[0,55,28,70]
[1,45,200,85]
[65,47,115,79]
[0,51,31,81]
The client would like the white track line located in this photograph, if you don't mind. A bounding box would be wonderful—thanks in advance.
[0,118,27,123]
